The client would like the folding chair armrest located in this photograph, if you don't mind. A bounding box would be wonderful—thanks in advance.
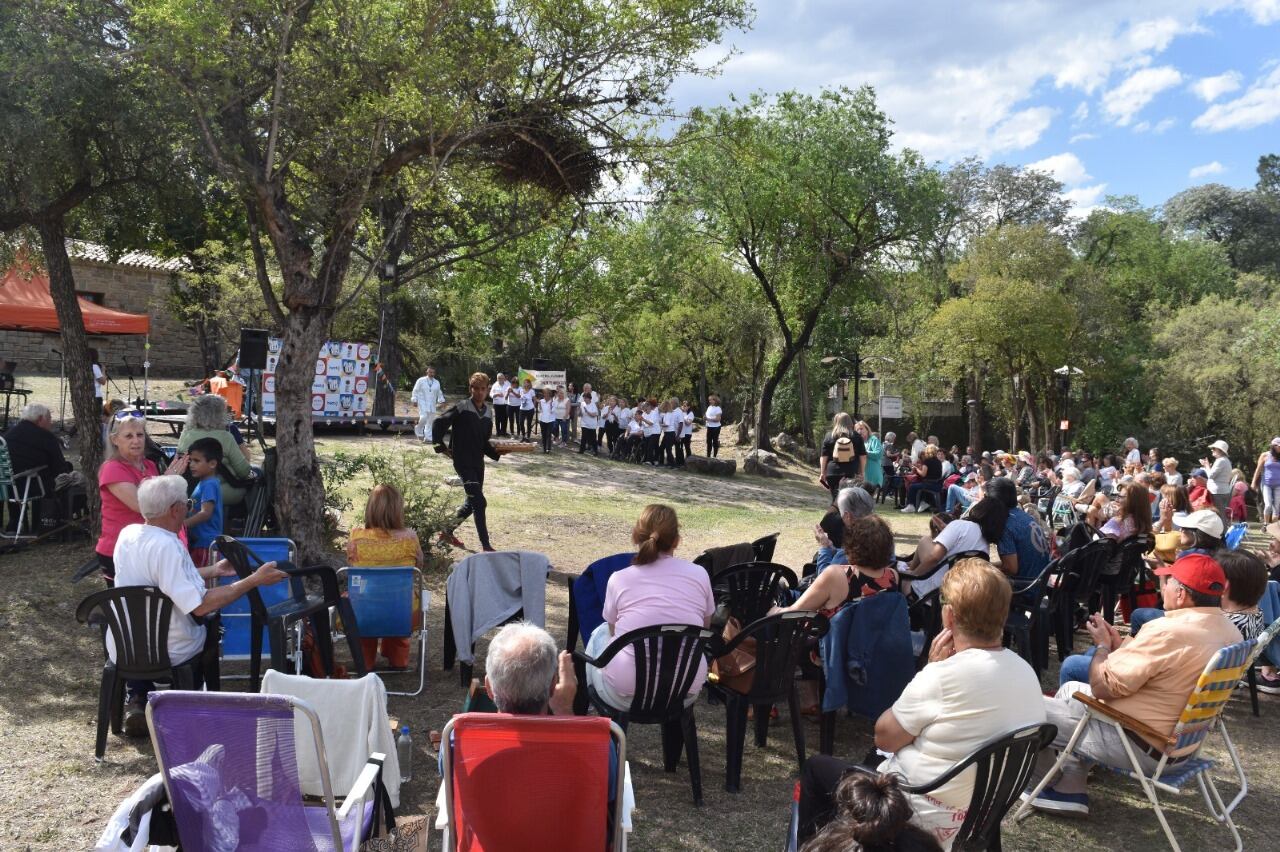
[1073,692,1176,750]
[337,752,385,820]
[12,465,45,481]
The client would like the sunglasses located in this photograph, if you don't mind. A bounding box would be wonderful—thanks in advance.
[113,410,145,421]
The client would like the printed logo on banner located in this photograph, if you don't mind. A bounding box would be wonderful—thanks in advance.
[326,375,340,392]
[354,377,368,394]
[342,359,356,375]
[357,343,371,359]
[315,359,327,376]
[326,341,342,357]
[356,361,369,377]
[340,394,354,411]
[263,375,275,394]
[268,338,282,353]
[311,394,325,412]
[266,354,278,371]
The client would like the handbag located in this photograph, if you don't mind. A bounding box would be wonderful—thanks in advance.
[711,616,757,693]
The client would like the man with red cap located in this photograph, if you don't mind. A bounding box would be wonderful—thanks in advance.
[1023,552,1241,817]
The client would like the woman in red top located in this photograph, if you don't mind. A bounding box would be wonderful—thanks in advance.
[784,514,899,617]
[96,412,187,583]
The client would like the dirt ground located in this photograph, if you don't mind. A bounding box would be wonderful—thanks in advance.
[1,389,1276,851]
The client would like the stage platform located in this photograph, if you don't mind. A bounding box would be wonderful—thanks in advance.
[261,414,418,434]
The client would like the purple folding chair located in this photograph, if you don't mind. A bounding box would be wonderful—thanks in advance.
[147,690,384,851]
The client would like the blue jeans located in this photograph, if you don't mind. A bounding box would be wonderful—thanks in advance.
[1059,646,1097,686]
[945,484,975,513]
[556,419,569,442]
[906,481,941,509]
[1128,607,1164,636]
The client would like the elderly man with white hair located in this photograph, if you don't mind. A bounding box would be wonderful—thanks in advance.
[112,475,286,735]
[812,485,876,575]
[3,403,81,532]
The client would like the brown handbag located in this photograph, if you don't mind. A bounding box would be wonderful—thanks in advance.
[711,616,758,693]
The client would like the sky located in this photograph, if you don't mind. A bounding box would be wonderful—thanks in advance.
[667,1,1280,213]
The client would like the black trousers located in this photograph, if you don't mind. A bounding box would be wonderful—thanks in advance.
[579,426,599,455]
[494,405,509,436]
[519,409,534,438]
[706,426,721,457]
[644,434,660,464]
[681,434,692,460]
[604,422,620,453]
[798,755,857,842]
[660,432,677,465]
[540,420,554,453]
[453,462,491,550]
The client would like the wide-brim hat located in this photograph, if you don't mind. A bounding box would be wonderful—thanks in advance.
[1209,439,1230,454]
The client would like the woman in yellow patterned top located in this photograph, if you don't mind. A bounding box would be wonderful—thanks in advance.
[346,485,424,670]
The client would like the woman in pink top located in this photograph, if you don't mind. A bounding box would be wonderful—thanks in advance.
[585,504,715,711]
[96,412,187,583]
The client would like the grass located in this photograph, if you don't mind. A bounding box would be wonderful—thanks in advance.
[1,411,1277,850]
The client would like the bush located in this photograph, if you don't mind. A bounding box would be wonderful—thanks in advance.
[322,448,458,556]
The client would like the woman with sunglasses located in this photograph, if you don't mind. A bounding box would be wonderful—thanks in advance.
[96,411,188,584]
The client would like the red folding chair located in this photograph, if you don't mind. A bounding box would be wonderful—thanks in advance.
[440,713,627,852]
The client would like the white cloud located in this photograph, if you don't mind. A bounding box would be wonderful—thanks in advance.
[1189,161,1226,178]
[1133,117,1176,133]
[1191,71,1243,102]
[1069,132,1099,143]
[1072,101,1090,122]
[1240,0,1280,24]
[1102,66,1183,125]
[1192,64,1280,131]
[1064,183,1110,216]
[1026,152,1091,185]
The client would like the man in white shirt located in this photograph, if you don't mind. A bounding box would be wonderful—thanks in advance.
[90,348,107,401]
[907,431,926,463]
[112,475,286,735]
[797,559,1045,848]
[491,372,512,437]
[411,366,446,443]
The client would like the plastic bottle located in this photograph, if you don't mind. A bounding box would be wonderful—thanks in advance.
[397,725,413,782]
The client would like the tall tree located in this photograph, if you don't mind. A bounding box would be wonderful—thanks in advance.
[130,0,748,558]
[0,0,168,519]
[665,88,942,450]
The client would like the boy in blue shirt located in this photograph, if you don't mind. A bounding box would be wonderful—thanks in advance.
[183,437,224,566]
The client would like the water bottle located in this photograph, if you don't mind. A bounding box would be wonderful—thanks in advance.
[397,725,413,782]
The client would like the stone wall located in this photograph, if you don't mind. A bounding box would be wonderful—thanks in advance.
[0,258,201,380]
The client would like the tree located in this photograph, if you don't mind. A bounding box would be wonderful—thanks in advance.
[0,1,170,520]
[665,88,942,450]
[130,0,748,559]
[1164,183,1280,278]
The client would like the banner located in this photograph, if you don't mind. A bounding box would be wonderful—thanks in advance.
[261,338,373,417]
[516,367,567,391]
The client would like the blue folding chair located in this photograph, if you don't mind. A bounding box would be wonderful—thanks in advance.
[208,537,297,671]
[339,565,430,696]
[1224,522,1247,550]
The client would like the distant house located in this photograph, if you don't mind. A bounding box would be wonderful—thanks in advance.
[0,241,200,379]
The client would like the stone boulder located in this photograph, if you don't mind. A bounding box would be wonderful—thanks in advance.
[685,455,737,477]
[800,447,820,465]
[774,432,799,453]
[743,450,783,478]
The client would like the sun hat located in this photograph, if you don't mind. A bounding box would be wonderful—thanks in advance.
[1172,509,1225,538]
[1209,439,1230,454]
[1153,552,1227,596]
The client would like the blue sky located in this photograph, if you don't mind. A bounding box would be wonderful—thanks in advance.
[667,1,1280,212]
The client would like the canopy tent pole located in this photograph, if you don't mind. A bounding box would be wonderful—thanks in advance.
[57,348,67,425]
[142,334,150,407]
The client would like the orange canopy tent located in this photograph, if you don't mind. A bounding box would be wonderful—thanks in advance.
[0,265,150,334]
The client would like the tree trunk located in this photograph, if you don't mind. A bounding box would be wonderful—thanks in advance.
[737,338,763,446]
[372,274,401,417]
[272,305,333,563]
[966,370,982,455]
[757,345,803,451]
[796,350,813,446]
[36,216,103,529]
[1026,384,1042,454]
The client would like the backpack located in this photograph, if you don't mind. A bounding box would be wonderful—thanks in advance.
[833,437,855,464]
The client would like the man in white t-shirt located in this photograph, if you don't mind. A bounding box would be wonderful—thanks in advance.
[411,366,445,442]
[90,348,107,401]
[797,559,1045,849]
[111,475,286,735]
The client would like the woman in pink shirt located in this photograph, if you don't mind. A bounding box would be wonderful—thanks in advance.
[584,504,715,711]
[96,412,187,583]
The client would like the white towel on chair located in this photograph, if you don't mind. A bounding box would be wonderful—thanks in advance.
[261,671,401,808]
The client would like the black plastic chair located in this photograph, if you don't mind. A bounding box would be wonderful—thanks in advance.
[75,586,220,761]
[906,550,989,668]
[1046,538,1114,661]
[1004,559,1058,678]
[849,722,1057,852]
[710,611,828,793]
[213,535,366,691]
[711,562,799,627]
[574,623,715,805]
[752,532,780,563]
[1098,533,1153,625]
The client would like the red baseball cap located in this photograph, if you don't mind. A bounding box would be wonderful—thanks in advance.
[1153,552,1227,596]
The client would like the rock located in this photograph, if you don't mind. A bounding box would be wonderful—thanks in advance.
[685,455,736,476]
[743,451,783,478]
[746,449,781,467]
[774,432,799,453]
[801,447,820,465]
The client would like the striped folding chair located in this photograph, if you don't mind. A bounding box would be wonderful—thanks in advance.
[1015,639,1253,851]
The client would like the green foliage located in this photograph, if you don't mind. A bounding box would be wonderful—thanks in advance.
[322,448,459,554]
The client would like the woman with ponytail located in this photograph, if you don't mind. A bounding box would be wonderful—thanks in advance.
[802,772,941,852]
[583,504,715,711]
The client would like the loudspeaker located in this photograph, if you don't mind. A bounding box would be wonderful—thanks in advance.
[239,328,270,370]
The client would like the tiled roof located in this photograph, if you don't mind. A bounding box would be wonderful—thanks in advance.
[67,240,187,272]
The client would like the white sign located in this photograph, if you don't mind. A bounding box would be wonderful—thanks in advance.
[879,395,904,419]
[517,367,567,391]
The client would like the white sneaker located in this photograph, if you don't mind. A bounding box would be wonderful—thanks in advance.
[917,503,930,513]
[900,504,915,513]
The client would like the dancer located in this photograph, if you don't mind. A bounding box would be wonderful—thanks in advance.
[537,386,556,453]
[704,394,722,457]
[411,365,445,443]
[433,372,501,552]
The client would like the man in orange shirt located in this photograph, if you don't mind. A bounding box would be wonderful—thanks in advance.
[1024,553,1241,817]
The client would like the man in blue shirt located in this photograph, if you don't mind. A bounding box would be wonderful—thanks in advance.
[988,478,1051,595]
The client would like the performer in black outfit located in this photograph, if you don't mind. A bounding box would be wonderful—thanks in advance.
[433,372,501,552]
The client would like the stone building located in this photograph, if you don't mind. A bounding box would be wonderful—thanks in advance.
[0,241,200,379]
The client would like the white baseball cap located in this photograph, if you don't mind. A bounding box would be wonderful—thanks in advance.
[1172,509,1225,539]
